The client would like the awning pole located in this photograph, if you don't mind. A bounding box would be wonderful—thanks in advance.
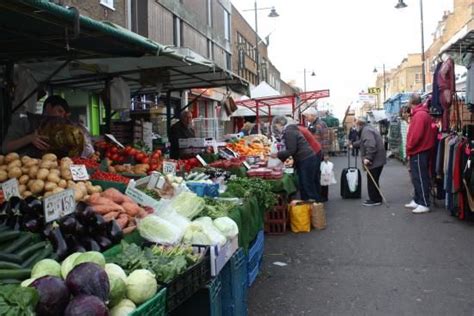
[12,59,72,114]
[166,90,172,140]
[256,100,260,134]
[1,63,14,142]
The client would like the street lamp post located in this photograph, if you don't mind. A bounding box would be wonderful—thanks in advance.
[300,68,316,119]
[373,64,387,102]
[395,0,426,93]
[244,2,279,84]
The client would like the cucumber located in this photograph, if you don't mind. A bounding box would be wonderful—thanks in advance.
[0,279,22,284]
[0,261,22,269]
[22,245,53,269]
[16,241,48,260]
[0,231,20,243]
[0,269,31,280]
[3,234,32,254]
[0,225,9,232]
[0,253,22,264]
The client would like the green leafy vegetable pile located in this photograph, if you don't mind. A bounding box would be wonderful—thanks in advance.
[108,241,200,283]
[0,285,39,316]
[223,177,276,210]
[201,198,239,219]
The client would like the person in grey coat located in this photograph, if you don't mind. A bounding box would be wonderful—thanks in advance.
[353,117,387,206]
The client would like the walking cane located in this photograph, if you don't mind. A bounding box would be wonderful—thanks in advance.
[363,164,390,208]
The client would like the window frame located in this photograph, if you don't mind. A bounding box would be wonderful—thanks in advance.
[100,0,115,10]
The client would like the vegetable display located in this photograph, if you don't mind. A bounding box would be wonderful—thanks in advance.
[0,284,39,316]
[91,170,130,184]
[223,177,277,210]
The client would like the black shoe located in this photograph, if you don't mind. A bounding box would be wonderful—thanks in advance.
[363,200,382,206]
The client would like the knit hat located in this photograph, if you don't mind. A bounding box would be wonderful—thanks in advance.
[302,107,317,116]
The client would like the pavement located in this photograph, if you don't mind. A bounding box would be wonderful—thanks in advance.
[248,156,474,316]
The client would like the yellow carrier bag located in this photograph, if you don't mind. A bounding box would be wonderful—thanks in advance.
[288,202,311,233]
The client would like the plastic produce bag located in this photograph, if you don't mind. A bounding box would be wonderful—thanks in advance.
[182,223,212,245]
[267,139,283,169]
[288,202,311,233]
[213,217,239,239]
[191,217,227,246]
[156,208,191,238]
[346,169,359,193]
[169,191,205,219]
[137,215,182,245]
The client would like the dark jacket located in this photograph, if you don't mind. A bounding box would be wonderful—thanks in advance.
[169,121,195,159]
[277,124,315,163]
[348,127,358,142]
[354,124,386,169]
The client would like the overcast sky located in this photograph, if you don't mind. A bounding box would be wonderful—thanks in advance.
[232,0,453,119]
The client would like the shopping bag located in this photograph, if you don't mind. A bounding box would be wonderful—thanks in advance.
[267,139,284,169]
[288,202,311,233]
[346,169,359,193]
[311,203,326,230]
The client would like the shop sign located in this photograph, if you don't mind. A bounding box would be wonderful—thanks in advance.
[368,87,381,94]
[1,179,20,200]
[43,189,75,223]
[70,165,89,181]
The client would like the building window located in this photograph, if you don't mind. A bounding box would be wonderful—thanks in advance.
[207,0,212,27]
[415,73,422,83]
[173,16,182,47]
[207,40,214,60]
[226,53,231,71]
[100,0,114,10]
[224,10,230,41]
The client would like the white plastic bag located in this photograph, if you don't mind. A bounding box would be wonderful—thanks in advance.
[346,169,359,193]
[137,215,182,245]
[192,217,227,246]
[267,139,283,169]
[213,217,239,239]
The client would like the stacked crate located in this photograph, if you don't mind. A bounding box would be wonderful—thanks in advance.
[264,193,288,235]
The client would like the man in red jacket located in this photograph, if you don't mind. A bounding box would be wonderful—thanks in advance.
[405,94,437,214]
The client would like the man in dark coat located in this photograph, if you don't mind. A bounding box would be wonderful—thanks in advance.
[348,125,359,156]
[169,110,195,160]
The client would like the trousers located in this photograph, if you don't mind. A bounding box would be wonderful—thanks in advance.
[367,166,383,203]
[296,155,321,201]
[410,150,431,207]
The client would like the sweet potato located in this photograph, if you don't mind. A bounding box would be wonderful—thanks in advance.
[121,202,142,216]
[122,225,136,234]
[88,193,101,203]
[116,214,129,229]
[137,209,148,219]
[103,211,119,221]
[102,188,126,204]
[92,204,124,215]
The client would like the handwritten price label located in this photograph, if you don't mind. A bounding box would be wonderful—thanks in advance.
[1,179,20,200]
[70,164,89,181]
[162,161,177,176]
[196,155,208,166]
[43,189,76,223]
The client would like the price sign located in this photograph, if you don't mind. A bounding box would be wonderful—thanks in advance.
[70,164,89,181]
[242,161,251,170]
[1,179,20,200]
[43,189,76,223]
[196,155,208,166]
[162,161,177,176]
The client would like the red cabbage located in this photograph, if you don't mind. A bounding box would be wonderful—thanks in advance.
[31,276,70,316]
[64,295,109,316]
[66,263,110,302]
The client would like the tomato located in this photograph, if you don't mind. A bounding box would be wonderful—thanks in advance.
[129,148,138,156]
[151,150,161,160]
[110,146,118,154]
[142,157,149,164]
[135,152,146,162]
[111,153,120,162]
[149,163,158,171]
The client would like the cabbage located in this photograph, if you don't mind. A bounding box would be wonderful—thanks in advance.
[31,259,61,278]
[186,217,227,246]
[110,299,136,316]
[183,223,212,245]
[108,274,127,307]
[169,191,205,219]
[213,217,239,239]
[73,251,106,268]
[105,263,127,282]
[61,252,82,279]
[158,209,191,237]
[138,215,182,244]
[21,278,36,287]
[126,269,158,304]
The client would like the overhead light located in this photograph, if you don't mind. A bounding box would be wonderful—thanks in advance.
[373,67,378,73]
[268,7,279,18]
[311,71,316,76]
[395,0,407,9]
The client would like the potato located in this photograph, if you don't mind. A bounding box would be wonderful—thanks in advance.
[67,180,75,188]
[0,170,7,182]
[24,159,39,167]
[8,167,22,179]
[42,153,57,161]
[30,180,45,194]
[5,153,19,164]
[28,166,39,179]
[88,185,102,194]
[61,168,72,180]
[47,173,60,184]
[52,187,65,194]
[27,179,35,188]
[76,182,87,195]
[0,155,4,165]
[37,168,49,181]
[44,181,58,192]
[58,179,67,189]
[60,158,72,169]
[0,165,7,171]
[40,161,58,169]
[19,184,26,194]
[49,169,60,176]
[7,160,21,169]
[22,191,32,198]
[74,189,84,201]
[19,175,29,185]
[44,191,54,198]
[21,167,29,174]
[21,156,32,164]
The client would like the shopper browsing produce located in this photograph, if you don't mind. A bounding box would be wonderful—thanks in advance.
[169,110,195,159]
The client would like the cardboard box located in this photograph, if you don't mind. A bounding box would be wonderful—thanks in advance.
[208,235,239,276]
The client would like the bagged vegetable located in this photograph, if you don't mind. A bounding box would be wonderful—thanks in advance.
[182,223,212,245]
[213,217,239,239]
[192,217,226,246]
[157,208,191,238]
[138,215,182,245]
[169,191,205,219]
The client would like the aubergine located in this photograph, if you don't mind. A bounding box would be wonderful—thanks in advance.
[74,221,85,235]
[94,235,112,251]
[24,196,43,216]
[81,237,101,252]
[59,216,77,234]
[75,201,88,214]
[65,235,86,253]
[45,223,68,260]
[107,220,123,244]
[90,214,107,234]
[77,206,95,224]
[23,218,43,233]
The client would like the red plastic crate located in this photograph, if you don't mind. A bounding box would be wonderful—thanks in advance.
[264,205,288,235]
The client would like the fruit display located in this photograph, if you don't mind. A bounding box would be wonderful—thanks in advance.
[0,153,102,201]
[226,137,270,156]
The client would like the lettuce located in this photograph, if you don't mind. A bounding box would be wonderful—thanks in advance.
[213,217,239,239]
[169,192,205,219]
[138,215,182,245]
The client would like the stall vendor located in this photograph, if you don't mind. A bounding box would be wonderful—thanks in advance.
[1,95,69,158]
[169,110,195,159]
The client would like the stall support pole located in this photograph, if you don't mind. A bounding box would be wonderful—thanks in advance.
[1,63,14,142]
[104,80,112,134]
[256,100,260,134]
[291,97,296,121]
[166,90,172,138]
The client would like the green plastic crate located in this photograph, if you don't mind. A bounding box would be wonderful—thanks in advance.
[130,287,167,316]
[90,179,127,193]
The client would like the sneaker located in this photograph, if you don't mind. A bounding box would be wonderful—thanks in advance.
[363,200,382,207]
[412,205,430,214]
[404,200,418,209]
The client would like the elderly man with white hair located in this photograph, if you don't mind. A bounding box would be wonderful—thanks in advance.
[353,116,387,206]
[302,107,329,154]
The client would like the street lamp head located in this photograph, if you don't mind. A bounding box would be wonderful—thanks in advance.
[268,7,279,18]
[395,0,407,9]
[373,67,378,73]
[311,71,316,77]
